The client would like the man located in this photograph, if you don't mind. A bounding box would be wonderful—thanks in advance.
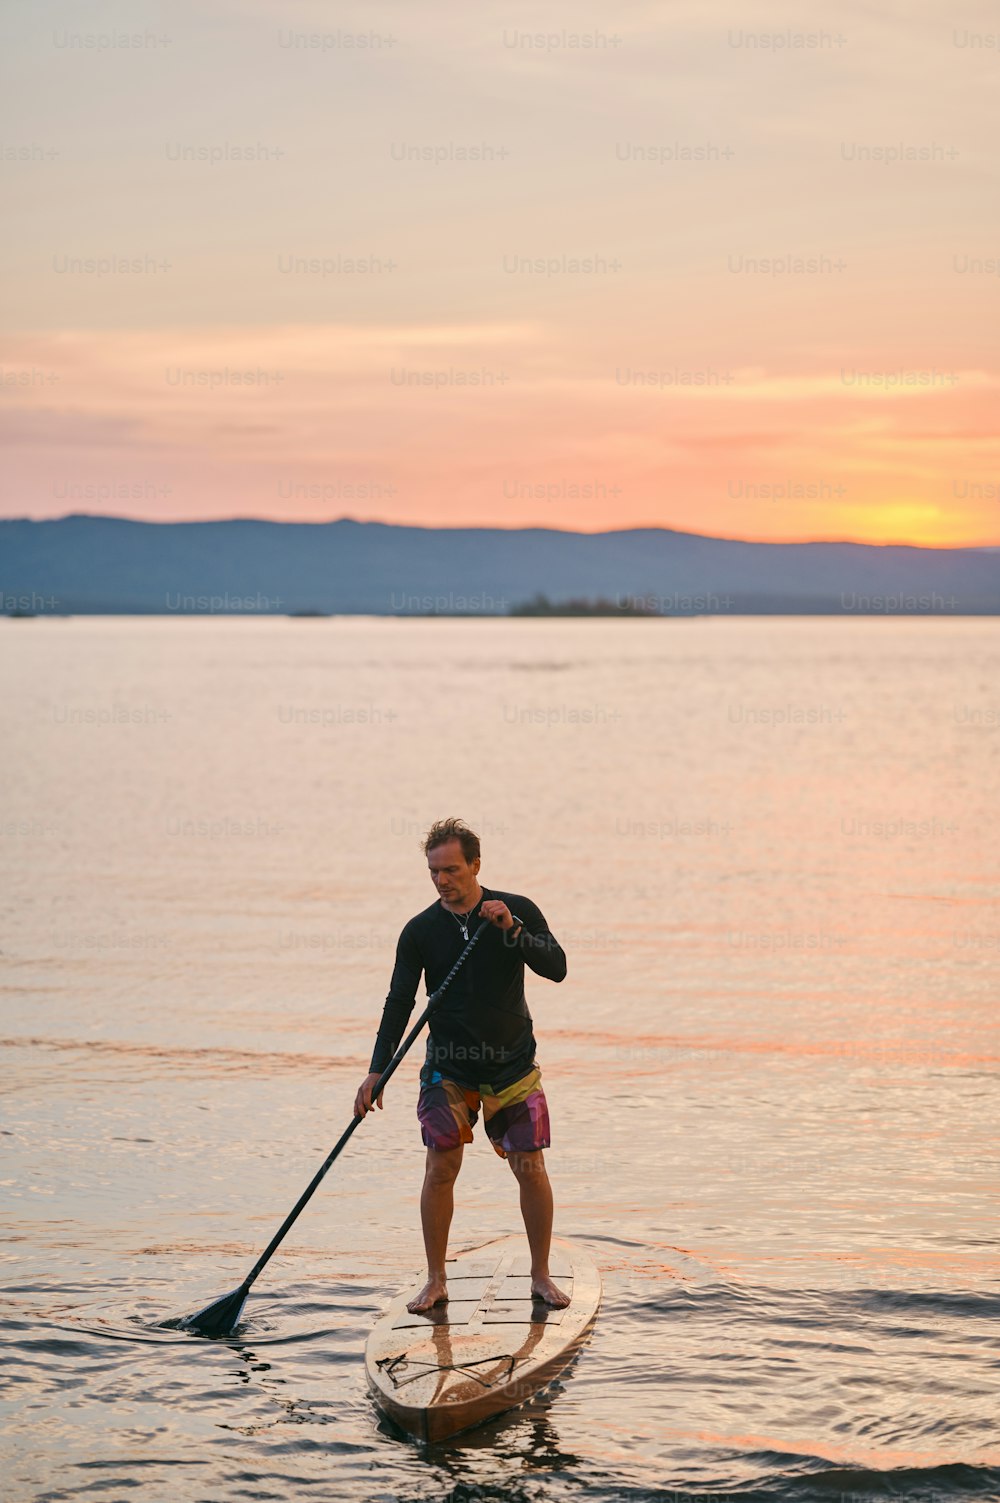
[354,817,570,1314]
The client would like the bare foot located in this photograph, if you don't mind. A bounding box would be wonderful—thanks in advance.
[530,1274,571,1308]
[407,1276,448,1313]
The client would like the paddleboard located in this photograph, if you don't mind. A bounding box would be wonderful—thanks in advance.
[365,1234,601,1443]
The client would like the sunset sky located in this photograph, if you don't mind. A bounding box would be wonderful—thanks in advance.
[3,0,998,545]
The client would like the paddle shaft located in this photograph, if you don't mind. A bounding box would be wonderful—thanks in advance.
[240,917,491,1292]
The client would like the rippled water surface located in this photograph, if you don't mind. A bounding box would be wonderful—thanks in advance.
[2,617,998,1502]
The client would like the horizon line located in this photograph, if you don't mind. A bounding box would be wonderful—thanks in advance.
[6,511,1000,552]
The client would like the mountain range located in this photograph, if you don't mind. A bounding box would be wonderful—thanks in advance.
[1,514,997,614]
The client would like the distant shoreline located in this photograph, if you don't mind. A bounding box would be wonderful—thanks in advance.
[4,515,998,615]
[5,608,998,621]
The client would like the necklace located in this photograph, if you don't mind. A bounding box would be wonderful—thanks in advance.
[447,890,482,941]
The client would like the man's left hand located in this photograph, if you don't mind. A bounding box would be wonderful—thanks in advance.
[480,899,515,930]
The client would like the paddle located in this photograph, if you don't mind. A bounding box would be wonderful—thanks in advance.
[180,916,491,1338]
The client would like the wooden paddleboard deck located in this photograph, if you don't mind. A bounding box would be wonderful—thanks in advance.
[365,1235,601,1443]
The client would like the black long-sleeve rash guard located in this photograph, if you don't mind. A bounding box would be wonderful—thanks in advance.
[368,887,567,1092]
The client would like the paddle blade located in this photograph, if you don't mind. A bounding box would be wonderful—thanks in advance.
[180,1284,249,1338]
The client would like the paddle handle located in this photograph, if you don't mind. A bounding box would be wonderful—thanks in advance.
[240,917,490,1291]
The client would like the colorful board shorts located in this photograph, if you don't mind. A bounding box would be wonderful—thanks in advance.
[417,1063,550,1158]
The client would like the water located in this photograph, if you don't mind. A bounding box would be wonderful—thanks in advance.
[2,616,998,1502]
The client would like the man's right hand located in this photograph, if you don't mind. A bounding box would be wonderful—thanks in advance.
[354,1072,385,1118]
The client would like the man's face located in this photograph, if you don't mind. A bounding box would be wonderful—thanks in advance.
[427,839,480,905]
